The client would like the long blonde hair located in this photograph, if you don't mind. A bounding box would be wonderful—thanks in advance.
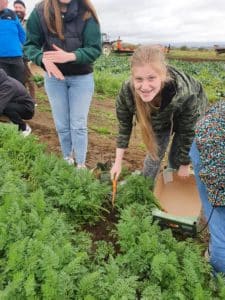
[131,45,171,160]
[43,0,99,40]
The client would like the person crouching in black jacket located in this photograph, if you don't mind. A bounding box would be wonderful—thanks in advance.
[0,68,35,136]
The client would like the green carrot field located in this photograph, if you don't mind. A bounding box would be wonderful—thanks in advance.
[1,50,225,299]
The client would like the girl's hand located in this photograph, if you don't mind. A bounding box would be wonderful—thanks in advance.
[177,164,190,178]
[42,58,64,80]
[110,162,122,181]
[43,44,76,64]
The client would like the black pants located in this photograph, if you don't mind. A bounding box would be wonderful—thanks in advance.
[3,102,34,131]
[0,57,25,84]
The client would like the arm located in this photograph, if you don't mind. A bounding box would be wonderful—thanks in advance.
[0,82,15,115]
[23,10,45,66]
[44,17,102,65]
[75,17,102,64]
[110,148,126,180]
[110,81,134,179]
[174,94,199,168]
[24,10,64,80]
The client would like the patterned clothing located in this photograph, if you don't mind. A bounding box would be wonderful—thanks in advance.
[195,101,225,206]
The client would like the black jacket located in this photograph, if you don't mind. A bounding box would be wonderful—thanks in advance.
[0,68,34,114]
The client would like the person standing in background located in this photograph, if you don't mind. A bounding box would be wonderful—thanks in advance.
[13,0,26,25]
[0,0,26,84]
[24,0,101,168]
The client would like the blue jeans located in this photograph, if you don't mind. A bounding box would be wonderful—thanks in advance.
[190,142,225,274]
[44,73,94,165]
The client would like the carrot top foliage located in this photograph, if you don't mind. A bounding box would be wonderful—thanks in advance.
[0,124,225,299]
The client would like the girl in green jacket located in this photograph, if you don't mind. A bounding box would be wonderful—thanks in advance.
[111,45,207,180]
[24,0,101,168]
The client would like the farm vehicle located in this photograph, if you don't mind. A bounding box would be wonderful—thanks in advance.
[102,33,136,55]
[214,45,225,55]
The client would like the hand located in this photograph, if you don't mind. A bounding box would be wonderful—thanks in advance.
[110,162,122,181]
[42,58,64,80]
[177,164,190,179]
[43,44,76,64]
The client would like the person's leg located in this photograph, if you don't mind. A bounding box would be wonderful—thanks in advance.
[68,73,94,166]
[9,58,25,84]
[44,74,72,159]
[143,130,170,179]
[3,102,27,130]
[0,61,11,77]
[0,58,25,84]
[190,142,225,274]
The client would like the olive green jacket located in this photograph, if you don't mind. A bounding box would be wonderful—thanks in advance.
[116,66,208,166]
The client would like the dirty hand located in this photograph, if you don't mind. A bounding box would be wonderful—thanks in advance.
[42,58,64,80]
[110,162,122,181]
[177,164,190,178]
[43,44,76,64]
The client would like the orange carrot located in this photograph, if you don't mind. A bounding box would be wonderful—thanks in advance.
[112,178,117,207]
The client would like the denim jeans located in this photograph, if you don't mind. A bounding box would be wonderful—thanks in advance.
[190,142,225,274]
[143,131,179,180]
[44,73,94,165]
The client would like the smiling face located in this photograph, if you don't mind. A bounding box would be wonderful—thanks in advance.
[132,64,163,102]
[14,3,25,14]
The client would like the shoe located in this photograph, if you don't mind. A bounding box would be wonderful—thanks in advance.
[77,164,87,169]
[22,124,32,137]
[64,157,74,165]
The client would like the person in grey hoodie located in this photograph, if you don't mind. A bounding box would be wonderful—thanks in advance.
[0,68,35,136]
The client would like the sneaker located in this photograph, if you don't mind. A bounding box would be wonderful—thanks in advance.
[77,164,87,169]
[22,124,32,137]
[64,157,74,166]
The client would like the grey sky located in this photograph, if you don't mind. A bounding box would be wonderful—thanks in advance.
[8,0,225,44]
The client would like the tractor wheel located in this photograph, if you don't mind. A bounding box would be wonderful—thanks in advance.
[102,44,112,56]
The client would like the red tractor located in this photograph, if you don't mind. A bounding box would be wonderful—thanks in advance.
[102,33,136,56]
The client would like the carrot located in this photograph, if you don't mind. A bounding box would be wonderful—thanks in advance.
[112,178,117,208]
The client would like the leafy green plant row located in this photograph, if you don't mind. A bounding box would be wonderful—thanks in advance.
[0,124,225,299]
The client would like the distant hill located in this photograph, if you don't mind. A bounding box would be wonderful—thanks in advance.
[170,42,225,49]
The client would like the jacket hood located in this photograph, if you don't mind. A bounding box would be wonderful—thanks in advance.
[0,68,8,85]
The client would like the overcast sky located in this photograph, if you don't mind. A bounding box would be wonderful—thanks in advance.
[8,0,225,45]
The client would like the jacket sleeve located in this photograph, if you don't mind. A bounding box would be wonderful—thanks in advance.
[75,17,102,64]
[116,82,134,148]
[0,82,15,115]
[173,94,199,166]
[23,10,45,66]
